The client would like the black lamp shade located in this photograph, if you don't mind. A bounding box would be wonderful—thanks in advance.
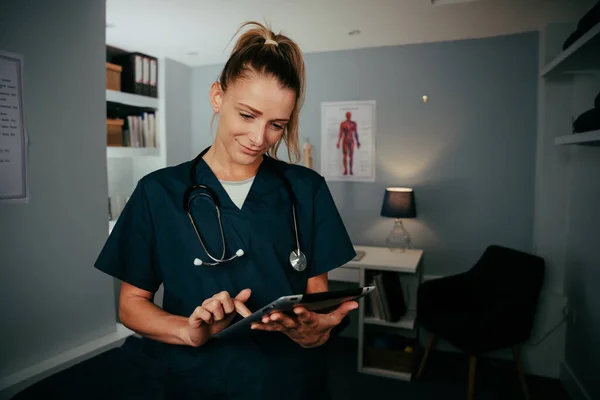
[380,188,416,218]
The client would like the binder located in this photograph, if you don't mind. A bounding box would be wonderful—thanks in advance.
[114,51,158,98]
[118,52,144,96]
[150,57,158,98]
[142,56,150,96]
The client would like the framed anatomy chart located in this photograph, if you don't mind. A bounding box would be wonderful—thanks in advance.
[320,100,375,182]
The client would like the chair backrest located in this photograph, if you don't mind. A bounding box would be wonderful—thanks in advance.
[469,245,545,324]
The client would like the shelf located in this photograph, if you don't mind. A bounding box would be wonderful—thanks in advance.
[364,309,416,330]
[347,245,423,273]
[360,366,412,381]
[106,89,158,109]
[555,130,600,146]
[107,146,160,158]
[541,23,600,77]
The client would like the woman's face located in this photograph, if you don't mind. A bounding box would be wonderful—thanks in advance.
[210,71,296,166]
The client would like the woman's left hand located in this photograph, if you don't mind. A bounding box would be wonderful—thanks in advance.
[250,301,358,348]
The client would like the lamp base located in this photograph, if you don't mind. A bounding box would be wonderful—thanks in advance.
[385,219,411,253]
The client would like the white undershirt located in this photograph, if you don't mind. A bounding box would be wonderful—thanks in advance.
[219,176,255,209]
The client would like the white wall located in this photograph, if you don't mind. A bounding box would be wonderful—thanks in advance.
[165,58,193,167]
[0,0,116,390]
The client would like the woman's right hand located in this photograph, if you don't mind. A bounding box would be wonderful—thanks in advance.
[181,288,253,347]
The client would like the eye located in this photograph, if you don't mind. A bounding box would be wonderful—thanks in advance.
[240,113,253,120]
[271,123,284,131]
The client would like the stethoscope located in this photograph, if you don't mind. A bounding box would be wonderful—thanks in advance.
[183,146,307,272]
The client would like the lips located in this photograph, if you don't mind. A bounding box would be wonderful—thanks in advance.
[238,142,262,155]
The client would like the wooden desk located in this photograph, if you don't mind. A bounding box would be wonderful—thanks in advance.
[329,245,424,381]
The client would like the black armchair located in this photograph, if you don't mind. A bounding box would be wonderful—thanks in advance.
[415,245,545,400]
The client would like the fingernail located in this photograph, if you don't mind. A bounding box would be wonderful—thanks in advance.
[294,308,303,315]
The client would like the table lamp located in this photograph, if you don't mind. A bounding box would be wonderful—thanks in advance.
[380,187,416,252]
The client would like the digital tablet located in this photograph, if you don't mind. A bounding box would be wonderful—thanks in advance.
[213,286,376,339]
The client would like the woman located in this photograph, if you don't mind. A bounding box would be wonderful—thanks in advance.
[95,21,357,399]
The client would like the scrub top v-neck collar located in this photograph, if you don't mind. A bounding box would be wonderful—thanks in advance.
[193,153,281,217]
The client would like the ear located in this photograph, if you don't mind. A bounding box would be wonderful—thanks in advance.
[209,81,224,113]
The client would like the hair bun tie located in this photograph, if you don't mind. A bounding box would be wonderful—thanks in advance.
[264,39,278,46]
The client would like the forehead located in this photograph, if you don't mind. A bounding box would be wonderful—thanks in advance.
[226,72,296,113]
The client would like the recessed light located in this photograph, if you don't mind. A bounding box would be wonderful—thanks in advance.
[348,30,361,36]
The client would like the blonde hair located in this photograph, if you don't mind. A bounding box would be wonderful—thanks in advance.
[215,21,305,163]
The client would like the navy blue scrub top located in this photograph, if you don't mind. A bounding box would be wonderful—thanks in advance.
[94,153,356,399]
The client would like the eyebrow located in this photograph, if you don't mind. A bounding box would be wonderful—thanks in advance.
[238,103,289,122]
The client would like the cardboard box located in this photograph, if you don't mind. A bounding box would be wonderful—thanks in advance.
[106,62,122,91]
[106,118,124,147]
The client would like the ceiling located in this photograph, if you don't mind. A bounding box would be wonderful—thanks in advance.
[105,0,596,67]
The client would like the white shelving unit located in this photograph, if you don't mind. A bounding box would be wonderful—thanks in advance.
[364,309,417,330]
[555,130,600,146]
[540,23,600,78]
[105,88,160,159]
[331,246,423,382]
[105,49,166,234]
[106,89,159,109]
[538,21,600,148]
[106,146,160,158]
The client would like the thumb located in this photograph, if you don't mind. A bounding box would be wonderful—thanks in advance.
[235,288,252,303]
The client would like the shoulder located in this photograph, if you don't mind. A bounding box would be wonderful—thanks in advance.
[136,160,192,195]
[266,157,326,195]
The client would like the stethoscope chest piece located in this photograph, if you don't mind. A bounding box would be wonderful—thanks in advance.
[290,250,307,272]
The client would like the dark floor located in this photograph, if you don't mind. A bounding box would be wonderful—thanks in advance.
[11,336,570,400]
[326,337,570,400]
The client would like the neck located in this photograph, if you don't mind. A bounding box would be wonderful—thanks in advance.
[203,139,262,181]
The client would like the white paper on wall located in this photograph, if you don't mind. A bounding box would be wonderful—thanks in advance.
[0,49,29,203]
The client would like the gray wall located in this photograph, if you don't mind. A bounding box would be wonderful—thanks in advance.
[302,34,538,271]
[165,58,193,167]
[191,64,223,154]
[0,0,115,381]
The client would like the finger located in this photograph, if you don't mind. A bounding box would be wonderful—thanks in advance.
[213,291,235,314]
[328,301,358,325]
[233,299,253,318]
[271,312,297,329]
[251,322,286,332]
[235,288,252,303]
[293,307,316,325]
[204,299,225,321]
[189,306,212,327]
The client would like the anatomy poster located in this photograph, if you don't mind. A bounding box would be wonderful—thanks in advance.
[321,100,375,182]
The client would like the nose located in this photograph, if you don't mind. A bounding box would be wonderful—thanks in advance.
[247,123,267,148]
